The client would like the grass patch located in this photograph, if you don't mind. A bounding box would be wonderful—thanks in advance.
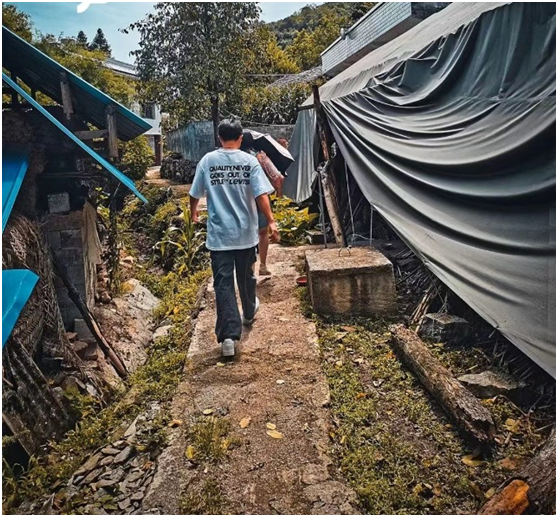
[300,283,554,514]
[180,478,227,515]
[185,416,240,464]
[2,268,210,513]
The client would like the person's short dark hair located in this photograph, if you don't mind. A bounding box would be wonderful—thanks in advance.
[218,119,243,142]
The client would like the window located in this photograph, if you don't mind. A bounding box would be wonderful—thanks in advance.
[141,103,155,119]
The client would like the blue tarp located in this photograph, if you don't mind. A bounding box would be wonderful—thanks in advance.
[2,269,39,347]
[2,72,148,203]
[2,146,29,232]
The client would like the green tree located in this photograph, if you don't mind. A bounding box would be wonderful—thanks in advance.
[76,30,88,47]
[128,2,260,145]
[36,34,134,107]
[89,28,111,55]
[287,12,349,70]
[2,4,33,42]
[120,135,154,180]
[252,26,300,76]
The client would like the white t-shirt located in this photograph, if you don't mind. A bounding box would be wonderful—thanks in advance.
[189,148,274,251]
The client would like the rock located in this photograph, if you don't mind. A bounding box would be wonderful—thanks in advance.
[124,417,139,439]
[100,456,114,467]
[124,280,161,312]
[130,490,145,502]
[81,468,103,485]
[126,470,144,484]
[86,384,99,398]
[61,375,86,392]
[458,370,527,401]
[418,313,472,345]
[95,477,120,489]
[93,488,111,502]
[72,340,89,355]
[118,498,132,511]
[152,325,172,341]
[74,318,94,341]
[74,453,103,476]
[101,447,121,456]
[114,446,135,465]
[83,343,99,361]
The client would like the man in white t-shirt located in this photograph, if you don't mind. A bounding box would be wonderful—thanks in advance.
[189,119,279,358]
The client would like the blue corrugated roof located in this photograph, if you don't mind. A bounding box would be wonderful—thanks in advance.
[2,270,39,347]
[2,26,151,141]
[3,72,148,203]
[2,146,29,233]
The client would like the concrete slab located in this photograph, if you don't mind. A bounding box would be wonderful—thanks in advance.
[305,247,396,317]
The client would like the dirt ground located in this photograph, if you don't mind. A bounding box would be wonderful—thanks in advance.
[142,245,358,514]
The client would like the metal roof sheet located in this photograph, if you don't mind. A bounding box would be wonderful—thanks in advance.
[2,26,151,141]
[2,146,29,232]
[2,269,39,347]
[3,72,148,203]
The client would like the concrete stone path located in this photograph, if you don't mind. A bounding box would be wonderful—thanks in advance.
[143,245,357,514]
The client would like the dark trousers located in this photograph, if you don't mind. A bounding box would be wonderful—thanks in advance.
[210,246,257,343]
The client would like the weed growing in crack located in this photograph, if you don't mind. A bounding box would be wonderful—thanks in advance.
[180,478,227,515]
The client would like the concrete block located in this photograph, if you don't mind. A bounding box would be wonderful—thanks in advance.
[48,192,71,214]
[42,211,84,232]
[74,318,94,340]
[418,313,472,345]
[53,247,84,267]
[45,230,62,250]
[60,229,83,248]
[305,247,396,317]
[66,264,86,286]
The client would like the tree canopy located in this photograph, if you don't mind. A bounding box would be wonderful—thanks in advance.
[268,2,375,48]
[2,4,33,42]
[128,2,261,143]
[89,28,111,55]
[76,30,88,47]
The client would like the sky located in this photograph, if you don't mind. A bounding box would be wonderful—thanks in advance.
[9,2,320,62]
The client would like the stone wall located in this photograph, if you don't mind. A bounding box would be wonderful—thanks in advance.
[42,208,98,329]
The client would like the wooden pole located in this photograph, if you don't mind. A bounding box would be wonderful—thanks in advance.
[312,84,345,246]
[390,325,496,448]
[106,104,119,159]
[60,72,73,121]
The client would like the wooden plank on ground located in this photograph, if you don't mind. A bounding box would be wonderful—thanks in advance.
[390,324,496,447]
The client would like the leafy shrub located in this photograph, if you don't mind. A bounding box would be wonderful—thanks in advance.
[242,84,312,125]
[150,200,181,241]
[273,196,317,245]
[154,201,208,275]
[120,136,155,181]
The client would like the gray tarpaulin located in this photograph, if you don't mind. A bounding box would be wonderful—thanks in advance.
[283,109,318,202]
[290,2,556,376]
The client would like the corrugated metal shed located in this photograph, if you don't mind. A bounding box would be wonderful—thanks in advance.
[3,72,148,203]
[2,26,151,141]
